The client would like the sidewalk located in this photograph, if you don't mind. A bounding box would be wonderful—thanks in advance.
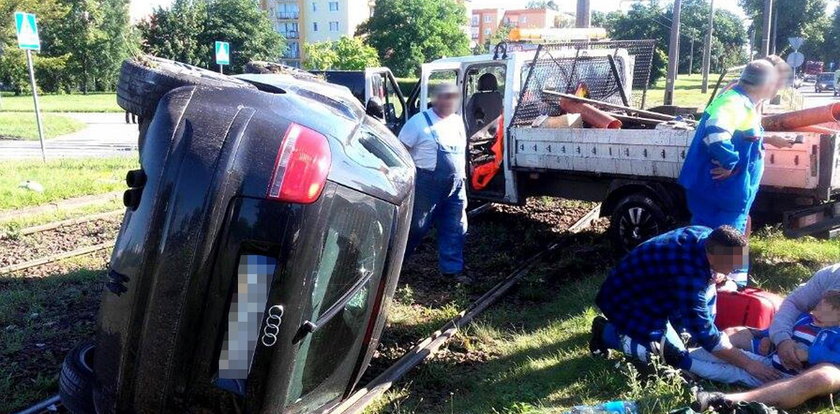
[0,112,138,159]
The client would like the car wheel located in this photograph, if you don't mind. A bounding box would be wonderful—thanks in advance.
[59,340,96,414]
[117,54,256,117]
[608,194,668,254]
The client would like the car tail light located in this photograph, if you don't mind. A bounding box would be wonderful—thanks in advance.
[267,123,331,203]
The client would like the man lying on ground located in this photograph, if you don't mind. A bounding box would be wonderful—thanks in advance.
[695,263,840,411]
[590,225,782,384]
[687,290,840,387]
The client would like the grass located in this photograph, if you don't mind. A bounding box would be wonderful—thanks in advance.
[0,157,138,211]
[0,112,86,140]
[644,73,720,109]
[371,228,840,414]
[0,255,107,413]
[0,92,121,113]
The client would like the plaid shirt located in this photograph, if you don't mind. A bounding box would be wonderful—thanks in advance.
[596,226,723,352]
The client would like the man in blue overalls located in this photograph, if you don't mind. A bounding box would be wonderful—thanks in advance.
[678,60,792,287]
[399,83,472,284]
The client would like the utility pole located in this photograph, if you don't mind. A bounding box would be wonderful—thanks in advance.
[701,0,715,93]
[688,38,695,75]
[576,0,591,28]
[771,5,778,55]
[761,0,773,57]
[664,0,682,105]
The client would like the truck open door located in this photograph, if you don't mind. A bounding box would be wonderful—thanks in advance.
[364,68,408,134]
[406,61,462,117]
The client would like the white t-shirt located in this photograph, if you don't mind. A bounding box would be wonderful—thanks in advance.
[398,109,467,170]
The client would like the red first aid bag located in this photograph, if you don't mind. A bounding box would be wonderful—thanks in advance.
[715,287,785,330]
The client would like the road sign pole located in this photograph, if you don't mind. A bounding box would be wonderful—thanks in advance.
[219,64,224,74]
[26,49,46,162]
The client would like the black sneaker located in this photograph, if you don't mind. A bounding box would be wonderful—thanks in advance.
[444,273,474,285]
[692,390,734,413]
[589,315,610,357]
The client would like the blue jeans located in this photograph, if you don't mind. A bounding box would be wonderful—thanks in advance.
[685,192,750,286]
[405,169,467,274]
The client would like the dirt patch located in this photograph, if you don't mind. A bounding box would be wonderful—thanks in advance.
[0,217,120,269]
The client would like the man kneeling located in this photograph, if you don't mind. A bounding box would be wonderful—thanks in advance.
[590,225,782,384]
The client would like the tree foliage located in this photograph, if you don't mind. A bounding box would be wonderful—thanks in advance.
[595,0,748,84]
[138,0,284,73]
[526,0,558,11]
[0,0,135,93]
[356,0,470,77]
[739,0,829,61]
[303,36,380,70]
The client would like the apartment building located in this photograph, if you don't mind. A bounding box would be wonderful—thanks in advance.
[260,0,374,67]
[471,8,504,46]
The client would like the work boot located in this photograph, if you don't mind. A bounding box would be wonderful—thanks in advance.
[443,272,474,285]
[692,389,734,413]
[589,315,610,357]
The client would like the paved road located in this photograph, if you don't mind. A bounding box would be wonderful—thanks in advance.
[0,112,138,159]
[798,82,838,108]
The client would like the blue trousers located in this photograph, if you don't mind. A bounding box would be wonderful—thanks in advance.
[685,192,749,286]
[405,169,467,274]
[602,320,693,369]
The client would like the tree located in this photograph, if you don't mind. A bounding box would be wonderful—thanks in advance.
[139,0,284,73]
[526,0,558,11]
[739,0,829,60]
[356,0,470,77]
[823,8,840,67]
[303,36,379,70]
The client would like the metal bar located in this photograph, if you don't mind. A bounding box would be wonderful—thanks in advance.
[26,49,47,162]
[664,0,682,105]
[607,54,630,107]
[542,90,679,121]
[0,241,115,275]
[13,394,60,414]
[329,205,601,414]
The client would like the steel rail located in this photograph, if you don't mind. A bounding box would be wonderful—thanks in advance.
[0,241,115,276]
[0,210,123,240]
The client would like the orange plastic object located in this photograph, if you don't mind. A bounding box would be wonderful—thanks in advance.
[762,103,840,131]
[793,125,838,134]
[559,99,622,129]
[471,117,505,191]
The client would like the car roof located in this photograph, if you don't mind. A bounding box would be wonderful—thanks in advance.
[233,73,365,118]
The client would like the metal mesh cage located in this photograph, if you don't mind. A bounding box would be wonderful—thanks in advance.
[511,40,656,126]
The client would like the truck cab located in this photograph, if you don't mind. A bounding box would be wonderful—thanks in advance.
[310,68,408,134]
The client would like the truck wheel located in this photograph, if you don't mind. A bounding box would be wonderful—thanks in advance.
[117,54,255,117]
[59,340,96,414]
[608,194,668,254]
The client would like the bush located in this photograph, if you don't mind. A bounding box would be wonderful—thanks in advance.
[0,51,73,94]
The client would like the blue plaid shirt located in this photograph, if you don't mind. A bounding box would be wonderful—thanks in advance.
[596,226,723,352]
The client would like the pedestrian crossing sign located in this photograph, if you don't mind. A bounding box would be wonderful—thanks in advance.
[14,12,40,51]
[215,41,230,65]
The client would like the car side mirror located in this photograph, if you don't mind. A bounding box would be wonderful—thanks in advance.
[365,98,385,121]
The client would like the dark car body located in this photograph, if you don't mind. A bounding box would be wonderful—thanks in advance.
[92,74,415,413]
[815,72,835,92]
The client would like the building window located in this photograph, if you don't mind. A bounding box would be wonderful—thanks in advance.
[277,22,299,39]
[284,41,300,59]
[484,28,491,35]
[484,15,492,23]
[277,2,299,19]
[313,22,318,31]
[329,21,339,31]
[521,16,527,23]
[328,1,339,11]
[312,1,317,11]
[471,28,478,39]
[471,15,478,26]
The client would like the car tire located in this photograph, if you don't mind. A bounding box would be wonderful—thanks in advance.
[117,55,256,117]
[608,194,668,254]
[59,340,96,414]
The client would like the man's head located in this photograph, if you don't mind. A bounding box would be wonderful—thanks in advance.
[764,55,793,92]
[811,290,840,327]
[432,82,460,116]
[705,226,749,275]
[738,59,779,101]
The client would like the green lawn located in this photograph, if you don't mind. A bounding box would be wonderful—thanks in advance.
[0,112,86,140]
[0,93,121,113]
[371,229,840,414]
[644,73,721,109]
[0,157,138,211]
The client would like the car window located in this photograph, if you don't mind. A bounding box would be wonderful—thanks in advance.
[284,188,394,412]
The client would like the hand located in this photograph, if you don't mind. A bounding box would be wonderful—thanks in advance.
[777,339,805,371]
[758,337,774,356]
[795,347,809,362]
[711,166,734,180]
[765,135,794,148]
[745,359,784,383]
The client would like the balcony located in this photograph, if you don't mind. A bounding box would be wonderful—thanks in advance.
[277,12,299,19]
[281,31,299,39]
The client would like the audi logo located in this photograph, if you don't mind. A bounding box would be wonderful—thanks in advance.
[261,305,284,347]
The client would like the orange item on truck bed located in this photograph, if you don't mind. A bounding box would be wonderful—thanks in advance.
[762,103,840,132]
[471,117,505,191]
[559,99,622,129]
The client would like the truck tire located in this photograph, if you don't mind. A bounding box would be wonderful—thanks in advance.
[117,55,255,117]
[608,194,668,254]
[59,340,96,414]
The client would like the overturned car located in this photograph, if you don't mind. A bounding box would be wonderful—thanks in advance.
[58,56,415,413]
